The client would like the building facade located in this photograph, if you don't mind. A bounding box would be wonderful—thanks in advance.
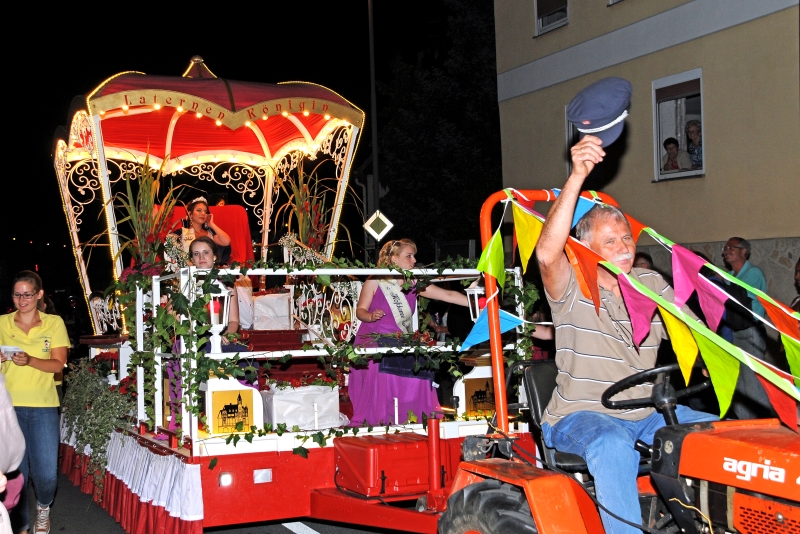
[494,0,799,306]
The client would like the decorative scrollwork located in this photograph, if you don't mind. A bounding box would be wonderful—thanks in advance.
[292,277,361,344]
[90,295,122,334]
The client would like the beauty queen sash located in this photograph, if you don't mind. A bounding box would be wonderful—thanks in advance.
[377,279,414,334]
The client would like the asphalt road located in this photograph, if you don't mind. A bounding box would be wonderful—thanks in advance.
[26,473,406,534]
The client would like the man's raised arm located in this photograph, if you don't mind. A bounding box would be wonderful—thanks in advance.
[535,135,605,301]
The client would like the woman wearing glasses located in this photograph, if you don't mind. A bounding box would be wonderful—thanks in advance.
[1,271,69,534]
[350,239,469,426]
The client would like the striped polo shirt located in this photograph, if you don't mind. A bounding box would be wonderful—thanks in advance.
[542,267,674,427]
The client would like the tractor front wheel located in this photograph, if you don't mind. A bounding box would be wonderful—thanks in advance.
[438,479,538,534]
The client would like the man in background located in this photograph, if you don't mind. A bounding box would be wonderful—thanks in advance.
[722,237,774,419]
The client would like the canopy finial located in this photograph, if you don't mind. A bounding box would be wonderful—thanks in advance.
[183,56,217,79]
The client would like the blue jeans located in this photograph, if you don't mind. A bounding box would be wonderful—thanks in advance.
[11,407,60,534]
[542,407,717,534]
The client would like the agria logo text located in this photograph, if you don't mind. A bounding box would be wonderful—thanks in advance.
[723,457,785,483]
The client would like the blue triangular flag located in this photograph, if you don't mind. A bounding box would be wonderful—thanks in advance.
[459,308,525,352]
[551,188,596,228]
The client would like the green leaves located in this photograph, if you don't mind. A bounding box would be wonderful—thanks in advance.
[208,458,218,470]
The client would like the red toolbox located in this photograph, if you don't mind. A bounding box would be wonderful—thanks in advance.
[334,433,430,497]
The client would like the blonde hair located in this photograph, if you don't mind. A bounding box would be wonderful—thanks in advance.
[377,239,417,267]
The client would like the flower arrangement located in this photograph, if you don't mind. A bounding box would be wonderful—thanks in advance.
[367,330,438,347]
[91,350,119,377]
[264,373,338,391]
[163,233,189,272]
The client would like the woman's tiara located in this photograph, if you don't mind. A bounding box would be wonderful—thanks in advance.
[189,196,208,205]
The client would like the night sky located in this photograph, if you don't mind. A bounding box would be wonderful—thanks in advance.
[3,2,451,309]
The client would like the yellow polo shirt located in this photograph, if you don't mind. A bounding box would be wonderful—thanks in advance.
[0,311,69,407]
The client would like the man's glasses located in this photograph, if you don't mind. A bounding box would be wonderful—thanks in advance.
[722,245,743,252]
[12,292,37,300]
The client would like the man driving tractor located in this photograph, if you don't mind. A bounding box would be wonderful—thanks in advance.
[535,77,717,534]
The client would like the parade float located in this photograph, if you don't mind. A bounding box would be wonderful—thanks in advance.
[52,56,536,532]
[52,57,799,533]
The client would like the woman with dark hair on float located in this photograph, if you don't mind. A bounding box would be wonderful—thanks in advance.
[1,271,69,534]
[189,237,240,343]
[176,196,233,265]
[349,239,470,426]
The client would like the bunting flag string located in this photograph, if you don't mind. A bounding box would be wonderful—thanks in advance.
[644,229,800,333]
[603,260,800,425]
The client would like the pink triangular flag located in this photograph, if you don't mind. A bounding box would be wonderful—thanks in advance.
[671,244,707,308]
[695,278,729,333]
[618,274,658,348]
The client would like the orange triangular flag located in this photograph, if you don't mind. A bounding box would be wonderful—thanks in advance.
[625,214,648,243]
[758,296,800,342]
[755,374,798,431]
[565,238,605,313]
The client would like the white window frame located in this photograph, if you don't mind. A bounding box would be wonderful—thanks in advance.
[535,0,569,37]
[652,68,704,182]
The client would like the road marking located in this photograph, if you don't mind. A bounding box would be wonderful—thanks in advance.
[283,522,321,534]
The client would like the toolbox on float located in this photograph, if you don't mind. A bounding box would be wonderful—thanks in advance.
[334,434,430,497]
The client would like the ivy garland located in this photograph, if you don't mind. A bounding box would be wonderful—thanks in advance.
[115,254,541,452]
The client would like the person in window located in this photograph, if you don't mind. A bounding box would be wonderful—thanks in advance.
[661,137,691,172]
[685,119,703,169]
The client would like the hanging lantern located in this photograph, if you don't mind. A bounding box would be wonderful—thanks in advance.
[465,286,486,323]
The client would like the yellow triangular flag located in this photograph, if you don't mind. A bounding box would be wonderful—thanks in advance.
[658,305,698,385]
[512,203,544,274]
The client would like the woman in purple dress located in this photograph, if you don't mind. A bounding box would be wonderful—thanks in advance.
[349,239,469,426]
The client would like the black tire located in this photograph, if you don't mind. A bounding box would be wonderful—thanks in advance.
[439,479,538,534]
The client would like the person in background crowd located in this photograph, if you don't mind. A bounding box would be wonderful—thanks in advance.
[661,137,691,172]
[633,252,654,270]
[350,239,470,426]
[1,271,70,534]
[685,119,703,169]
[722,237,774,420]
[1,372,26,534]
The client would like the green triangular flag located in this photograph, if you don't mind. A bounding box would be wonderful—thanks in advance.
[476,229,505,289]
[692,333,740,418]
[781,334,800,388]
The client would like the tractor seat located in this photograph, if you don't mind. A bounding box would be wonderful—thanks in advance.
[522,360,589,472]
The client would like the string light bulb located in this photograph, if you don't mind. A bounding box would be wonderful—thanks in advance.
[215,120,222,126]
[154,104,161,110]
[262,115,268,120]
[282,111,289,117]
[177,106,184,112]
[303,111,309,116]
[122,105,129,111]
[196,112,202,118]
[245,121,251,127]
[324,114,331,120]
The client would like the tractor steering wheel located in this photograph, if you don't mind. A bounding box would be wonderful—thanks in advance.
[600,362,711,425]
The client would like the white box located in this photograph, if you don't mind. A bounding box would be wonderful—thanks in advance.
[253,293,292,330]
[260,386,340,430]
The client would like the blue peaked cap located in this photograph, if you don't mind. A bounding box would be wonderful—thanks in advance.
[567,77,632,147]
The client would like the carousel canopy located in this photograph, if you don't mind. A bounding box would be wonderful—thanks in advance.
[64,56,365,172]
